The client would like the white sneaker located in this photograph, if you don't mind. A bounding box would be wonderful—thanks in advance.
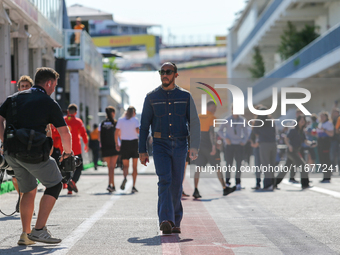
[18,232,35,245]
[236,184,242,190]
[28,227,61,244]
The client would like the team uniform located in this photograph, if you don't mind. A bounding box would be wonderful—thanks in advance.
[194,111,220,167]
[99,118,119,157]
[64,114,88,191]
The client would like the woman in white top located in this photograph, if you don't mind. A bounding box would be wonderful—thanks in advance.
[115,106,140,193]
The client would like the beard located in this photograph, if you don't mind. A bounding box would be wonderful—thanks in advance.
[162,77,174,87]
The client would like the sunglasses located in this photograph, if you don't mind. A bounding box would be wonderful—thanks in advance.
[158,69,175,75]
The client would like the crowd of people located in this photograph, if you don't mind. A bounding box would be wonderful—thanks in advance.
[1,62,339,243]
[192,105,340,197]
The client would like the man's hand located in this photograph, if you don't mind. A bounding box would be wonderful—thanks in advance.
[210,145,216,156]
[60,151,74,162]
[225,138,231,145]
[139,152,149,166]
[84,144,89,152]
[240,142,245,146]
[189,148,198,161]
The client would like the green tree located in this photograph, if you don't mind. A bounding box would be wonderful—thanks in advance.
[278,21,319,60]
[248,46,265,78]
[103,57,118,71]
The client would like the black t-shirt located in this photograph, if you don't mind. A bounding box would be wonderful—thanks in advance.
[287,128,306,149]
[0,86,66,134]
[100,118,117,150]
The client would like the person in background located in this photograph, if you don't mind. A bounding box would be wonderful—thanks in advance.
[64,104,89,195]
[330,107,340,172]
[253,106,277,191]
[275,115,316,189]
[74,17,85,44]
[89,124,100,170]
[99,106,119,193]
[217,110,248,190]
[194,101,236,198]
[318,111,334,183]
[306,114,319,165]
[12,75,34,212]
[115,106,140,193]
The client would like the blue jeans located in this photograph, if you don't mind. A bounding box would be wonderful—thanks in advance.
[153,138,187,227]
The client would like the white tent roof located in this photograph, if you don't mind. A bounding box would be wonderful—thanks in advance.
[67,4,113,21]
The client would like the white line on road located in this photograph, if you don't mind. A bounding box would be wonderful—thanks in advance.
[50,180,133,255]
[282,179,340,198]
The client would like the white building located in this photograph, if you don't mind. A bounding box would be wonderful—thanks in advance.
[0,0,63,103]
[228,0,340,118]
[100,68,125,119]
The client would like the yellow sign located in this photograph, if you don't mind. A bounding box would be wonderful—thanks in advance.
[92,34,156,57]
[215,36,227,47]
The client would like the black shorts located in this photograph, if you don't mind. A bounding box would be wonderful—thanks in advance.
[194,148,221,167]
[120,139,139,160]
[101,148,119,158]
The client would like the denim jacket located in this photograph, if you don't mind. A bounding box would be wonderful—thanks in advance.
[139,85,200,153]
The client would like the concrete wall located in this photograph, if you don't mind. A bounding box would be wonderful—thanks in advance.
[329,1,340,28]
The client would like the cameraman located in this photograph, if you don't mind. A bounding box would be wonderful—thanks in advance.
[0,68,72,245]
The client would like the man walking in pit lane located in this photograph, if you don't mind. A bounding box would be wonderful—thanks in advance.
[193,101,236,198]
[139,62,200,234]
[217,110,248,190]
[64,104,89,195]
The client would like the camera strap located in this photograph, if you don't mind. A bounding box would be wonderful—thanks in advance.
[11,95,18,126]
[0,197,19,217]
[0,174,20,217]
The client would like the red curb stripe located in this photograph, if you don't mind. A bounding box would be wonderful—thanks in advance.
[161,179,235,255]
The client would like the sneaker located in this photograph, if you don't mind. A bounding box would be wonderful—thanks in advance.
[18,232,36,245]
[319,179,331,183]
[131,186,138,193]
[289,178,299,184]
[160,221,172,235]
[193,188,202,199]
[68,180,78,193]
[16,199,20,213]
[223,186,236,196]
[262,185,274,191]
[182,191,190,197]
[172,227,181,234]
[120,178,127,190]
[67,190,73,195]
[107,185,115,193]
[251,185,261,190]
[28,227,61,244]
[302,185,313,189]
[236,184,242,190]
